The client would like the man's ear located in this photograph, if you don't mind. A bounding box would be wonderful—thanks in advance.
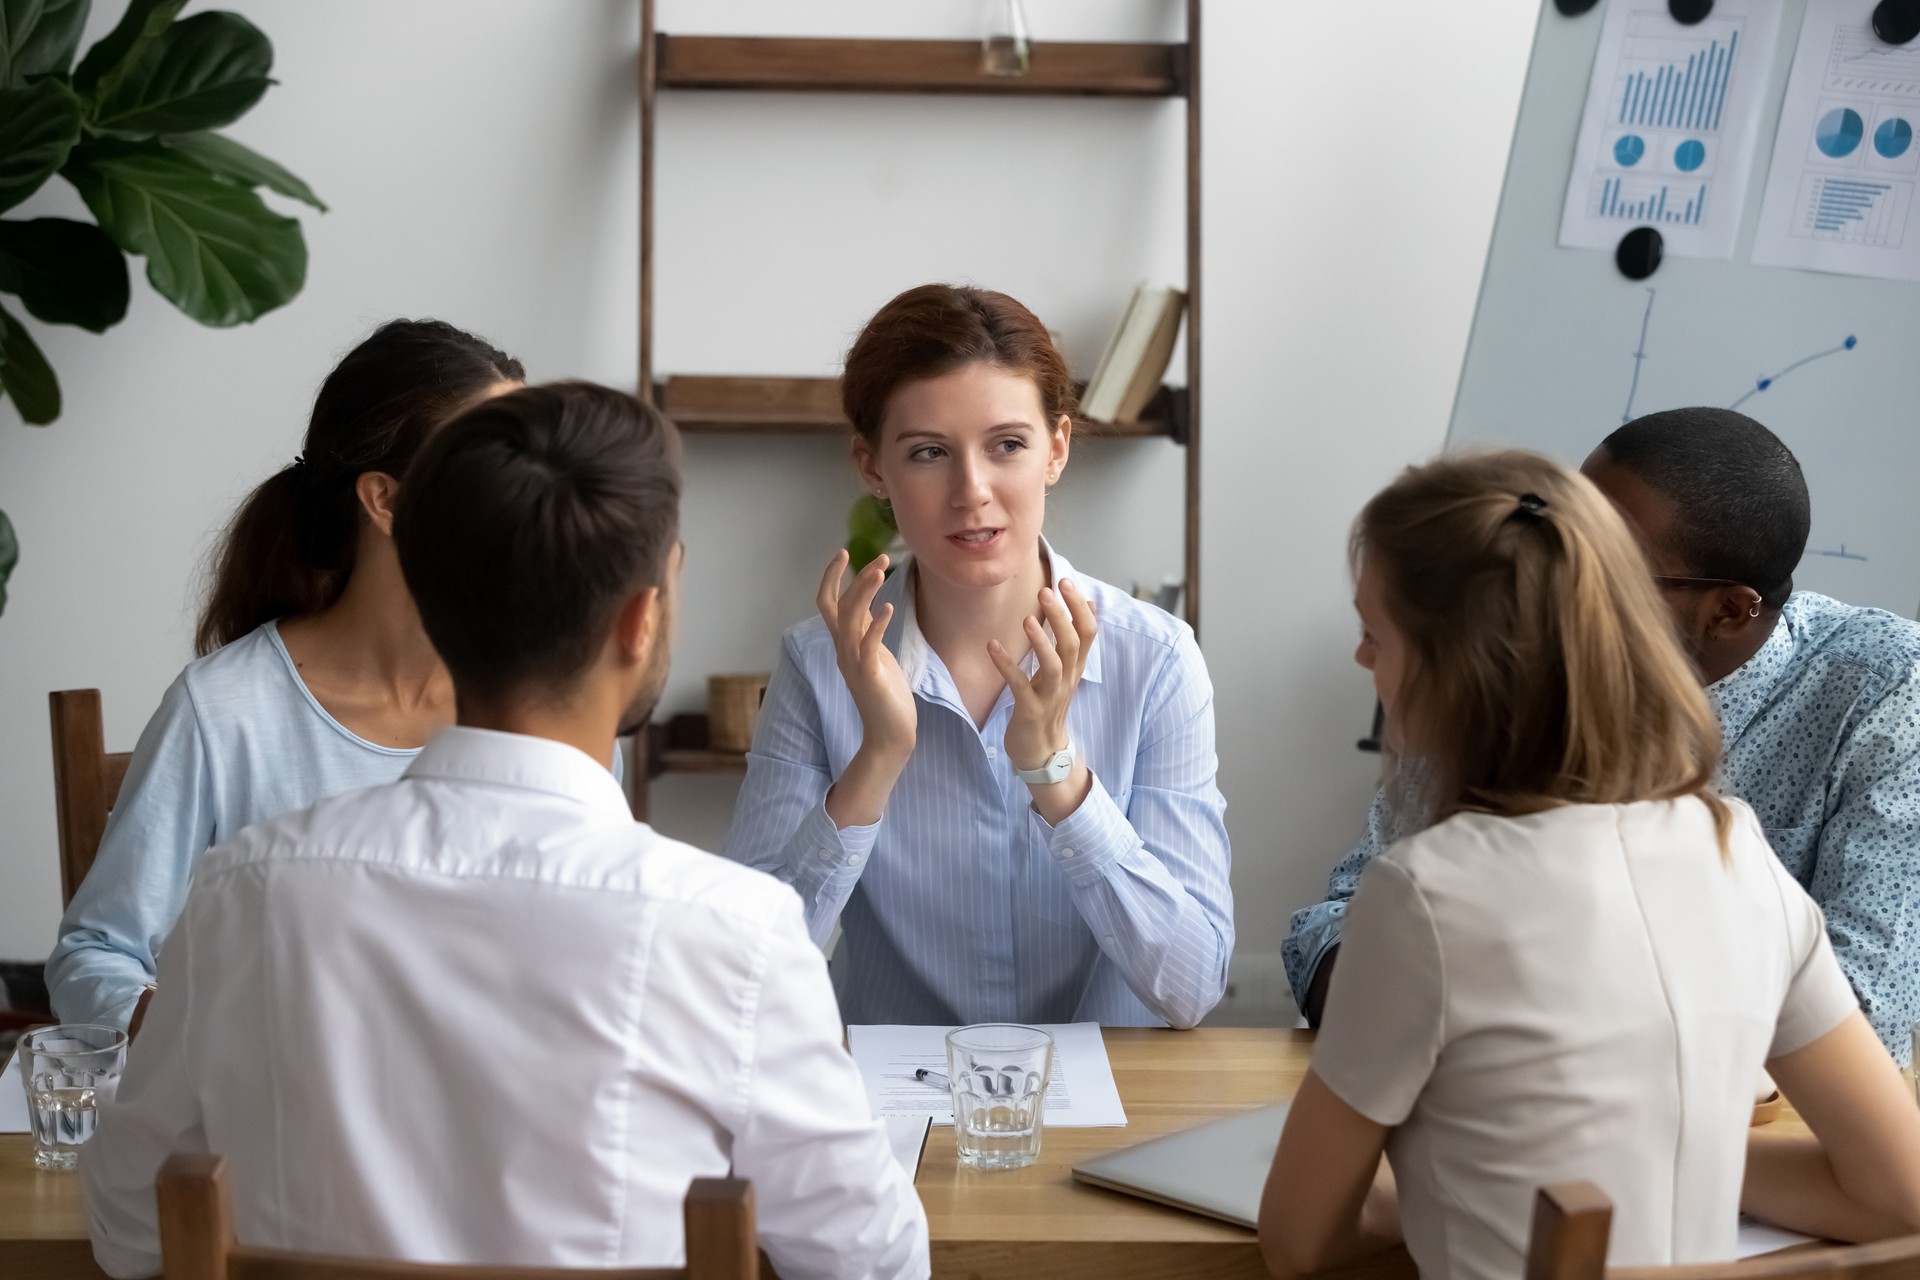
[613,585,662,667]
[355,472,402,537]
[1703,584,1767,641]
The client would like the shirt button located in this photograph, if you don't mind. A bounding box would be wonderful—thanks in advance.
[1060,846,1076,859]
[843,854,860,867]
[986,747,998,759]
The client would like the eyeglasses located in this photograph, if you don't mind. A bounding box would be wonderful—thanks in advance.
[1652,574,1747,591]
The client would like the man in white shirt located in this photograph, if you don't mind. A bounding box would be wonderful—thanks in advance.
[83,381,930,1280]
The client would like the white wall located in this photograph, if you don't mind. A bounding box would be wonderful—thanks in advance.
[0,1,1537,1021]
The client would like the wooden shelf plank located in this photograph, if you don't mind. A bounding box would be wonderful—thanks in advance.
[646,713,748,779]
[656,375,1184,440]
[657,36,1187,98]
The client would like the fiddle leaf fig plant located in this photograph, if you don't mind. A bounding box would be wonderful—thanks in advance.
[0,0,323,614]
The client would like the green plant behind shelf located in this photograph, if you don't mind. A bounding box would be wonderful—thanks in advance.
[0,0,325,615]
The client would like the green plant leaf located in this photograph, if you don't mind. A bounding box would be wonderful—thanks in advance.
[0,297,59,422]
[0,76,81,213]
[162,130,325,212]
[72,0,181,97]
[0,217,129,331]
[0,505,17,615]
[88,11,272,138]
[0,0,92,86]
[65,140,305,326]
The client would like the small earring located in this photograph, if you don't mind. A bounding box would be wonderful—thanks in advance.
[1749,603,1762,618]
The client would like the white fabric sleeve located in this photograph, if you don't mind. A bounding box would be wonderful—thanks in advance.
[81,881,211,1278]
[730,893,930,1280]
[1769,866,1867,1061]
[1309,857,1446,1127]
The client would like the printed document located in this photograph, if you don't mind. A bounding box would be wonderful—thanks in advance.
[1753,0,1920,282]
[1559,0,1782,258]
[0,1049,28,1133]
[849,1022,1127,1128]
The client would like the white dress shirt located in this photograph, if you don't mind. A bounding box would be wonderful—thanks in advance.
[83,727,928,1280]
[724,545,1233,1027]
[1314,797,1860,1278]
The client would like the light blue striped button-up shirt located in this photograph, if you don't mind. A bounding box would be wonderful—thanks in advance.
[724,546,1233,1028]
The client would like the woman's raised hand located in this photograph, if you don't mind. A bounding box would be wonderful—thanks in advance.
[990,579,1098,777]
[818,550,917,762]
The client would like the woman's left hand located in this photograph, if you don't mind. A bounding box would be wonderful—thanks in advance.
[990,578,1097,793]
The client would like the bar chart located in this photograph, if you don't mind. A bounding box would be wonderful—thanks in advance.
[1613,14,1745,132]
[1792,174,1908,247]
[1591,176,1708,226]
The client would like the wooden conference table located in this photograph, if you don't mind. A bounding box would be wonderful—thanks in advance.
[0,1027,1810,1280]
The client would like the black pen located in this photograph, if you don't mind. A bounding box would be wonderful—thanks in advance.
[913,1068,950,1090]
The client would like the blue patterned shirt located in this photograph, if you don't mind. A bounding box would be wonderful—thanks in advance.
[724,545,1234,1028]
[1284,592,1920,1064]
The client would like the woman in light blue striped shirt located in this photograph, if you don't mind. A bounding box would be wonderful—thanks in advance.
[725,285,1233,1027]
[47,321,526,1034]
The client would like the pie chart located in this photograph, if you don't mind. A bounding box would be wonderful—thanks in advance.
[1817,107,1865,158]
[1614,134,1646,167]
[1674,139,1706,172]
[1875,117,1914,160]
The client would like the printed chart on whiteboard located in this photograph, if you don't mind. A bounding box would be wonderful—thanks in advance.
[1754,0,1920,282]
[1559,1,1782,258]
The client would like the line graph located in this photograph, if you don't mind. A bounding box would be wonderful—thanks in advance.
[1621,288,1657,423]
[1729,335,1859,408]
[1618,290,1861,420]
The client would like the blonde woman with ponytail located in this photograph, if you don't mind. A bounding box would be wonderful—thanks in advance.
[1257,452,1920,1279]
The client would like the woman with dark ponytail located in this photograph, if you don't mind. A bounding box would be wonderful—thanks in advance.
[48,319,524,1035]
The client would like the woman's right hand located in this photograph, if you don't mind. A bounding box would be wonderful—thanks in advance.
[818,551,916,828]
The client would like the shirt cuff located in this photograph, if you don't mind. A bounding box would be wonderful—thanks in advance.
[1034,772,1135,884]
[797,798,879,881]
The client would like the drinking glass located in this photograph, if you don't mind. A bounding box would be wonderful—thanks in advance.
[21,1024,127,1171]
[946,1023,1052,1171]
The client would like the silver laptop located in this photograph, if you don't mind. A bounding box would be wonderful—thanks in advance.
[1071,1101,1290,1228]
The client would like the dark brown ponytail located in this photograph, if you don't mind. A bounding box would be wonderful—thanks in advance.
[195,319,524,655]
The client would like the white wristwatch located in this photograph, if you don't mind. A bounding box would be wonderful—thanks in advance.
[1012,744,1076,785]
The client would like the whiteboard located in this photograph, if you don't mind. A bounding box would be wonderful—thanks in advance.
[1449,0,1920,619]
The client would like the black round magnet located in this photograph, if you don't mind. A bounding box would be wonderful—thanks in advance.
[1873,0,1920,45]
[1668,0,1713,23]
[1554,0,1601,14]
[1616,227,1664,280]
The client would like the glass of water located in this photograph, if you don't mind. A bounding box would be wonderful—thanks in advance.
[21,1024,127,1171]
[946,1023,1052,1172]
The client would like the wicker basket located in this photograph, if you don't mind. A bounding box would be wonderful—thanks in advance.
[707,673,771,753]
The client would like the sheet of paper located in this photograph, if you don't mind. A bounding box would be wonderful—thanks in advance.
[848,1022,1127,1128]
[1753,0,1920,282]
[1737,1215,1816,1258]
[884,1115,930,1181]
[1559,0,1782,258]
[0,1048,29,1134]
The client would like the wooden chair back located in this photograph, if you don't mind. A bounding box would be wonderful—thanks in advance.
[157,1153,758,1280]
[1528,1182,1920,1280]
[49,688,132,907]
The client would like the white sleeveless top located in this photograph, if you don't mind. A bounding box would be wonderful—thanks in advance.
[1314,796,1857,1278]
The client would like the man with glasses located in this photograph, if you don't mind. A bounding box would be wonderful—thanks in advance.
[1285,407,1920,1064]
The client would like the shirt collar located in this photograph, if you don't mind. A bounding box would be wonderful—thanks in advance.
[1705,594,1802,746]
[876,537,1105,698]
[403,726,633,822]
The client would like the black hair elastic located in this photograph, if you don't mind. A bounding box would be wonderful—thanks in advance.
[1512,492,1548,520]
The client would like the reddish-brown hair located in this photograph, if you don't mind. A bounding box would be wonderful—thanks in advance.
[840,284,1077,443]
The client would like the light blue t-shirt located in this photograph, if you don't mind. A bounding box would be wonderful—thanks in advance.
[46,622,422,1028]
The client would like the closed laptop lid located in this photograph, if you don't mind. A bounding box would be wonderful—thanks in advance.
[1070,1101,1291,1229]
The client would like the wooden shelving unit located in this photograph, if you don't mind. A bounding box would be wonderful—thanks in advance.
[630,3,1202,818]
[659,375,1188,441]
